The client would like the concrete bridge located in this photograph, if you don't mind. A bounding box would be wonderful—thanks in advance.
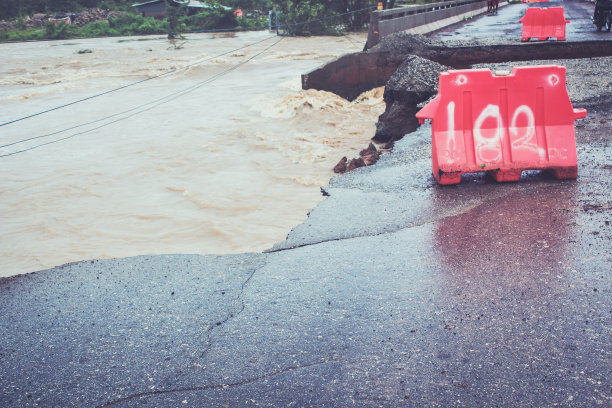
[366,0,502,49]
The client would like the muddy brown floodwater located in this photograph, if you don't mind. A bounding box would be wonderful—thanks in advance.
[0,31,385,277]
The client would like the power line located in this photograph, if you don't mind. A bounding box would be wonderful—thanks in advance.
[0,70,174,128]
[0,5,375,156]
[0,37,284,158]
[0,34,277,128]
[0,5,374,129]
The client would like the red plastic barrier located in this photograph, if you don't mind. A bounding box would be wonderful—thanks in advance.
[415,66,587,185]
[519,7,569,41]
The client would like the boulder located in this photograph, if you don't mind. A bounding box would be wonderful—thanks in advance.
[359,142,381,165]
[333,157,348,174]
[374,55,449,143]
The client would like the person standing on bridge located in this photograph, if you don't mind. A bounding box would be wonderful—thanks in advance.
[487,0,499,14]
[382,1,396,9]
[594,0,612,30]
[269,7,279,33]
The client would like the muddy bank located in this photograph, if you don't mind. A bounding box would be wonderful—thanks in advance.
[0,8,121,31]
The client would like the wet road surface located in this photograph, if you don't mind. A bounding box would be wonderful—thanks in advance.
[1,9,611,408]
[432,0,606,42]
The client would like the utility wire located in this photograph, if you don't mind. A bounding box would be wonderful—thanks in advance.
[0,6,374,128]
[0,35,277,151]
[0,37,284,158]
[0,5,374,155]
[0,70,175,128]
[0,34,277,128]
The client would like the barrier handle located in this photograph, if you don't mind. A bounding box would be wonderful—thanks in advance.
[416,95,440,124]
[573,108,587,119]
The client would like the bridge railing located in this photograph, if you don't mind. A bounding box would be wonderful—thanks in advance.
[366,0,488,48]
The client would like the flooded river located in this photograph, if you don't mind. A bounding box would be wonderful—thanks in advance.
[0,31,384,277]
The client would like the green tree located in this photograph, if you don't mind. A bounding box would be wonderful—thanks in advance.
[332,0,372,31]
[165,0,187,39]
[225,0,273,11]
[0,0,136,19]
[44,19,77,38]
[0,0,20,20]
[272,0,376,35]
[274,0,338,35]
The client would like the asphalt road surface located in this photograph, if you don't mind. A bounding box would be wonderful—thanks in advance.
[1,4,611,407]
[432,0,607,42]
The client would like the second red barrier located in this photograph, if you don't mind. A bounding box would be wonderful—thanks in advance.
[519,7,570,41]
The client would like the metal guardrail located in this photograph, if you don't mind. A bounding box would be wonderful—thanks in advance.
[379,0,486,19]
[366,0,488,48]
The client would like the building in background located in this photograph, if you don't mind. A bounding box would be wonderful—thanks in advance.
[132,0,229,18]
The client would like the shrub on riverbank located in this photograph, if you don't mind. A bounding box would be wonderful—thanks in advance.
[0,0,372,41]
[0,9,267,42]
[273,0,373,36]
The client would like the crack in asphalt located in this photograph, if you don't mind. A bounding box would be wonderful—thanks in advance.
[105,260,269,405]
[200,266,259,357]
[95,358,339,408]
[265,221,436,253]
[265,201,484,254]
[266,172,572,254]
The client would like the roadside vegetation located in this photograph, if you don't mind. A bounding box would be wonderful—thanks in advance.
[0,0,436,41]
[0,1,268,42]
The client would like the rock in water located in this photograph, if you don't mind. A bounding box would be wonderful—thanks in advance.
[333,157,348,174]
[359,143,380,165]
[333,143,381,174]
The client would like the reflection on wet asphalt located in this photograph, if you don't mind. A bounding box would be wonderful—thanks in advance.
[432,0,604,42]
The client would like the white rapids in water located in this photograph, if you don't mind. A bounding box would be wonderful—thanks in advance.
[0,31,385,277]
